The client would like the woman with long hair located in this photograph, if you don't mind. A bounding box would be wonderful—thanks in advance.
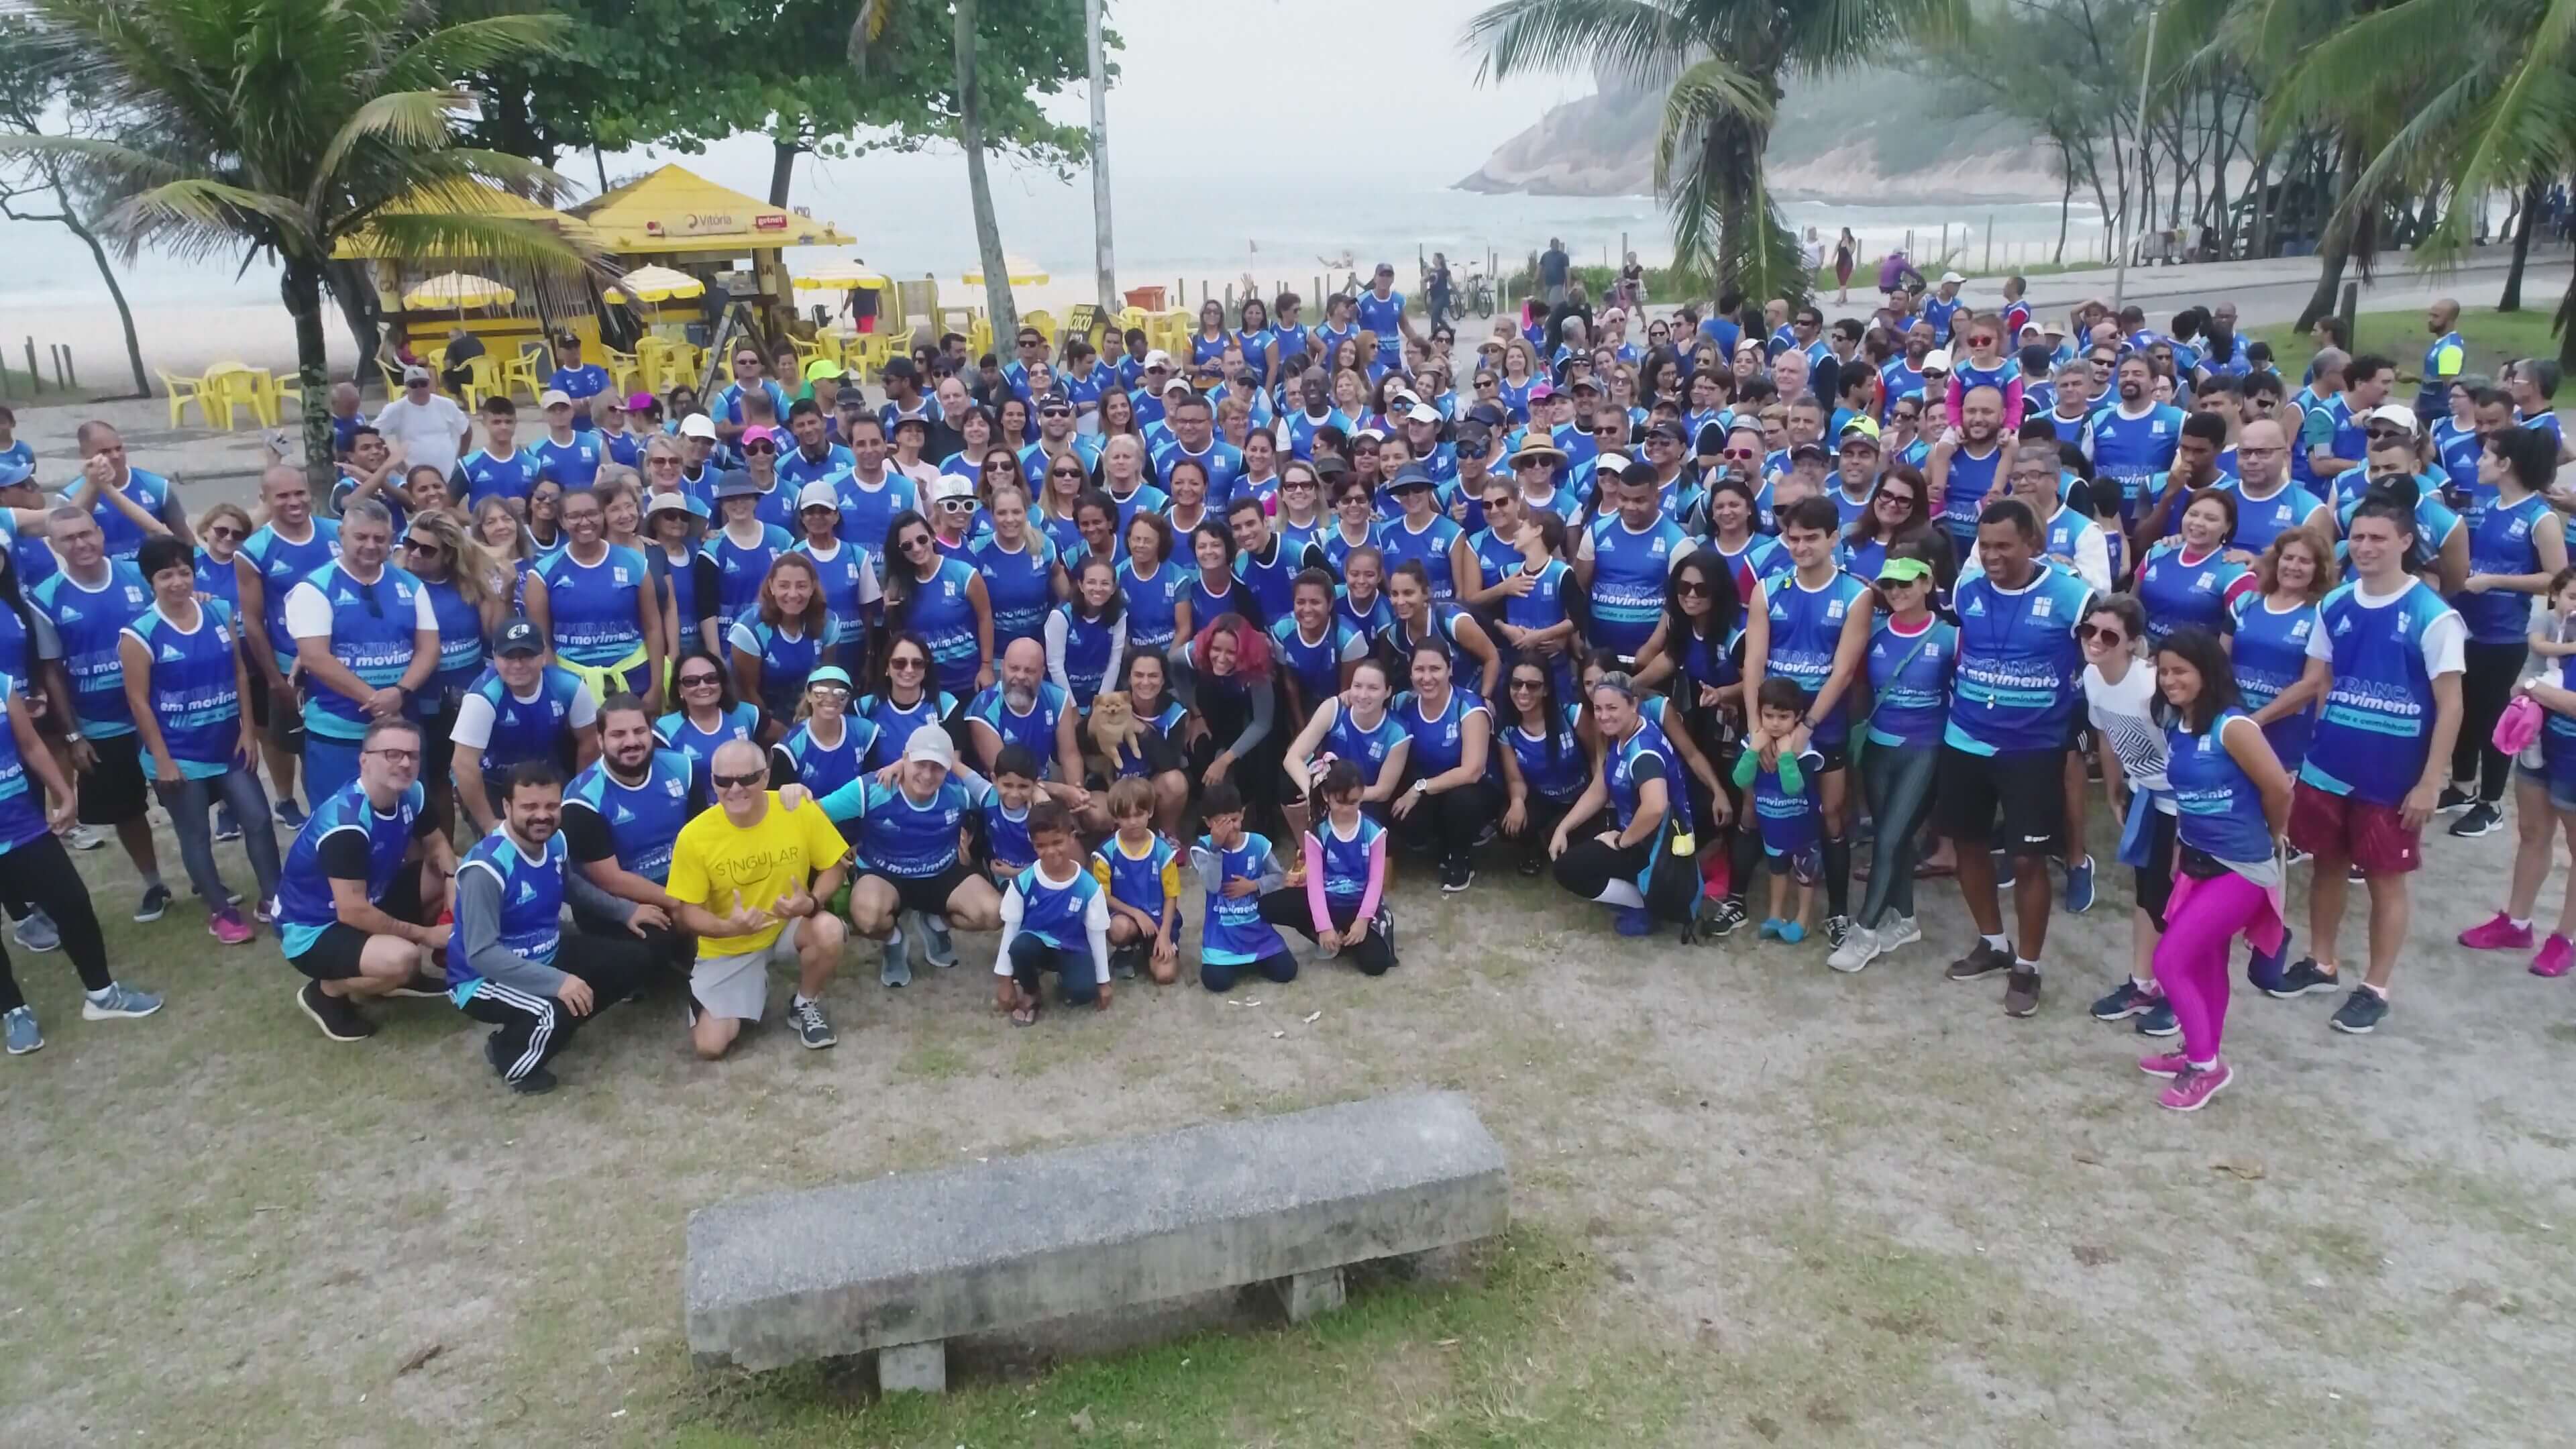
[1269,568,1366,731]
[1181,520,1257,640]
[1629,548,1747,912]
[1497,339,1538,422]
[880,506,994,714]
[525,485,661,704]
[1096,387,1142,445]
[1702,474,1790,604]
[996,394,1033,450]
[972,480,1067,654]
[2135,488,2255,645]
[1046,554,1127,712]
[1387,639,1494,892]
[1497,655,1589,876]
[1191,299,1231,370]
[1836,462,1950,585]
[856,631,958,771]
[1174,611,1283,826]
[1032,453,1092,561]
[1377,559,1500,700]
[2462,563,2576,971]
[2223,527,2332,781]
[2445,425,2569,839]
[400,508,509,833]
[1102,649,1193,838]
[2135,625,2294,1111]
[474,494,537,606]
[655,650,761,796]
[1163,457,1216,539]
[1831,553,1955,971]
[525,477,564,553]
[1237,296,1278,386]
[729,553,837,735]
[2076,595,2183,1036]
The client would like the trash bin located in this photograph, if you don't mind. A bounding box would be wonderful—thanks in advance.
[1124,285,1167,311]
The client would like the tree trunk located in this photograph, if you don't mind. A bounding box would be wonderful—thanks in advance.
[2503,177,2543,313]
[1086,0,1117,316]
[2054,154,2074,264]
[767,134,798,208]
[283,259,334,487]
[955,0,1017,341]
[2556,263,2576,372]
[323,259,383,388]
[2294,140,2360,332]
[60,207,148,397]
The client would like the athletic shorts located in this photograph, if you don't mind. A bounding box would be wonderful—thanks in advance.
[861,861,979,920]
[688,916,806,1022]
[1935,745,2067,855]
[284,870,427,981]
[247,674,305,750]
[2133,807,2180,931]
[2288,782,2421,876]
[75,731,149,826]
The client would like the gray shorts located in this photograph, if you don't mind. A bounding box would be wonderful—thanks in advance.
[688,917,805,1022]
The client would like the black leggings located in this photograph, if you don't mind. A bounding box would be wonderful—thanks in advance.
[2455,639,2526,802]
[1553,833,1654,905]
[1391,777,1496,867]
[1258,888,1395,975]
[0,835,115,1014]
[458,930,655,1083]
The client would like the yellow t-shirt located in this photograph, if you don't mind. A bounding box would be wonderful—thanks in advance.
[666,794,851,958]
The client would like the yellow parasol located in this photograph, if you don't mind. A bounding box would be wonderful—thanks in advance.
[792,260,890,290]
[403,272,516,309]
[604,264,707,304]
[962,255,1049,286]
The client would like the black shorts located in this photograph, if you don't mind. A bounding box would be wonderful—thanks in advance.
[1809,735,1849,775]
[1935,745,2066,855]
[285,869,428,981]
[75,731,149,826]
[861,861,979,919]
[246,672,305,750]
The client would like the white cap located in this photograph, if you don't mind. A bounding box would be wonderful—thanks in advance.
[538,388,574,410]
[926,474,976,506]
[1142,348,1174,369]
[1594,452,1633,474]
[1922,348,1953,372]
[1940,270,1966,284]
[2365,402,2420,434]
[796,480,840,511]
[678,413,718,440]
[1159,377,1195,397]
[1389,389,1420,408]
[902,723,954,767]
[1404,402,1440,425]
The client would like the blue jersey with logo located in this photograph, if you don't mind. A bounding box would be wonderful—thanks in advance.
[818,776,983,877]
[776,716,875,800]
[1586,514,1689,657]
[277,779,427,958]
[792,537,876,650]
[2226,592,2319,771]
[2223,479,2330,557]
[1270,616,1358,707]
[855,690,957,770]
[1152,440,1244,506]
[1311,812,1385,902]
[125,600,243,777]
[779,443,855,492]
[237,517,343,668]
[447,827,568,1000]
[1320,523,1382,580]
[194,548,241,612]
[1008,862,1102,950]
[2431,415,2483,489]
[34,561,152,737]
[1937,443,2007,547]
[1608,713,1689,833]
[834,475,918,560]
[655,702,761,795]
[534,432,604,490]
[0,676,52,855]
[417,575,488,697]
[455,447,542,512]
[1943,566,2093,755]
[1505,700,1587,804]
[972,533,1059,647]
[1093,832,1179,926]
[566,748,695,884]
[968,681,1069,777]
[1197,831,1290,965]
[1750,749,1823,859]
[1118,558,1186,657]
[1318,701,1411,790]
[81,468,174,562]
[2167,711,2276,863]
[2301,579,2461,804]
[1759,570,1867,747]
[1352,290,1407,362]
[1864,617,1957,749]
[1393,688,1488,780]
[2089,403,2186,523]
[1056,605,1124,706]
[701,524,794,625]
[534,543,647,667]
[1233,538,1303,623]
[464,663,583,782]
[728,616,841,720]
[894,555,983,694]
[1378,515,1463,604]
[2459,491,2551,643]
[2135,542,2251,646]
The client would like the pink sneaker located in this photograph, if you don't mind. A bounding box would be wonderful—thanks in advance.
[2137,1051,2190,1079]
[2460,912,2536,951]
[2532,934,2575,978]
[2158,1061,2234,1112]
[208,906,253,945]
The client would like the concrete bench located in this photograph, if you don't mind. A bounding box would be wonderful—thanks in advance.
[684,1089,1509,1391]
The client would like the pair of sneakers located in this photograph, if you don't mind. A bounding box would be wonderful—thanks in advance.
[2138,1052,2234,1112]
[1825,916,1921,973]
[4,983,163,1055]
[2458,912,2576,977]
[881,913,959,987]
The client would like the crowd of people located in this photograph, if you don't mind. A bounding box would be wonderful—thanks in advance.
[0,268,2563,1110]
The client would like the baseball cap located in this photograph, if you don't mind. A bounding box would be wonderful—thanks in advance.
[2365,402,2420,433]
[494,619,544,657]
[1940,270,1966,284]
[678,413,718,440]
[1528,381,1556,401]
[1593,452,1633,476]
[1838,426,1881,453]
[1404,401,1441,425]
[1875,556,1933,586]
[1375,262,1395,276]
[741,424,780,449]
[1037,390,1073,415]
[713,470,763,500]
[1312,454,1352,478]
[1381,464,1438,493]
[1159,377,1195,397]
[402,364,432,384]
[1839,416,1883,443]
[2041,321,2068,337]
[797,480,840,512]
[1467,402,1511,430]
[626,391,657,412]
[808,665,854,691]
[1790,442,1831,464]
[804,358,845,382]
[1922,349,1952,372]
[537,389,573,411]
[903,723,955,767]
[1646,420,1690,445]
[1142,349,1173,369]
[1568,375,1601,393]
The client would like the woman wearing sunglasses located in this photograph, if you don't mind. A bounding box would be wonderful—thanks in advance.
[526,487,662,709]
[769,664,875,804]
[1837,463,1951,586]
[973,482,1067,652]
[401,511,509,833]
[1032,455,1093,562]
[855,633,957,771]
[655,651,761,797]
[882,502,995,725]
[193,502,254,614]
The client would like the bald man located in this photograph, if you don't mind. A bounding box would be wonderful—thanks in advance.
[2222,419,2329,557]
[2418,298,2467,419]
[966,637,1091,815]
[663,738,851,1056]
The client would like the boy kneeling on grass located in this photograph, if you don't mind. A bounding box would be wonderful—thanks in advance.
[1189,780,1301,993]
[1092,775,1182,983]
[992,799,1114,1026]
[1735,678,1826,943]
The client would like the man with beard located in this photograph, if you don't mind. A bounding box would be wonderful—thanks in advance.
[564,694,704,977]
[1926,384,2012,561]
[2088,354,2186,531]
[2039,358,2098,458]
[967,638,1089,814]
[445,761,658,1093]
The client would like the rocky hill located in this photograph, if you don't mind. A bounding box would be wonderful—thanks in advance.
[1456,67,2059,204]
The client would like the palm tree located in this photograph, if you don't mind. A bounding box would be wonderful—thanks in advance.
[851,0,1020,343]
[0,0,592,479]
[1464,0,1964,307]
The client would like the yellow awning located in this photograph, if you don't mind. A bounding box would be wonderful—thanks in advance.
[404,272,516,309]
[334,182,596,260]
[570,163,855,256]
[793,260,890,290]
[604,265,706,304]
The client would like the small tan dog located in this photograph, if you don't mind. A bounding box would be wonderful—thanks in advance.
[1087,691,1143,773]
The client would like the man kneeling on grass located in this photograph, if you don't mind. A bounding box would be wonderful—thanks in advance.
[992,799,1114,1024]
[277,716,457,1042]
[665,739,851,1058]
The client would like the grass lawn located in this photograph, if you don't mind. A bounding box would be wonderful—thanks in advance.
[2253,304,2566,389]
[7,788,2576,1446]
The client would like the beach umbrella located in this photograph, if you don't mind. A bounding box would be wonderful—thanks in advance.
[603,264,706,304]
[792,260,890,290]
[962,255,1049,286]
[403,272,516,309]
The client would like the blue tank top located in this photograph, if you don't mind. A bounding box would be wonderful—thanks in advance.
[1587,513,1690,657]
[1751,750,1821,857]
[194,548,241,612]
[820,776,981,876]
[1319,701,1411,790]
[2459,492,2551,643]
[1943,566,2093,755]
[969,681,1070,777]
[856,690,957,769]
[1269,616,1353,706]
[1234,538,1301,623]
[83,469,172,562]
[1864,616,1957,749]
[1057,606,1123,705]
[416,575,488,696]
[2088,403,2185,521]
[1714,533,1792,602]
[973,533,1058,647]
[466,663,583,777]
[896,555,983,694]
[1196,832,1289,965]
[1379,516,1464,603]
[125,600,243,777]
[1093,833,1178,924]
[0,676,50,854]
[2134,542,2250,645]
[2302,579,2461,804]
[566,748,695,884]
[293,560,428,741]
[1505,700,1587,803]
[34,561,152,737]
[655,546,705,643]
[1395,688,1488,780]
[792,538,875,648]
[2166,711,2276,863]
[702,525,794,623]
[1760,570,1867,747]
[1320,523,1381,580]
[1311,812,1385,901]
[1119,559,1185,656]
[1333,584,1391,641]
[455,447,542,512]
[1608,714,1688,832]
[776,715,873,800]
[654,702,761,794]
[1010,861,1102,949]
[1185,571,1257,633]
[836,476,918,559]
[2226,593,2318,770]
[1501,558,1575,649]
[276,779,427,958]
[534,543,647,666]
[1937,443,2006,545]
[447,828,567,994]
[728,616,839,720]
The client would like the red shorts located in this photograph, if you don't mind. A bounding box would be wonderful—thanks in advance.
[2288,782,2421,876]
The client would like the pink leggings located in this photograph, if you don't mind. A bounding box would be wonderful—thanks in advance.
[2149,870,2272,1063]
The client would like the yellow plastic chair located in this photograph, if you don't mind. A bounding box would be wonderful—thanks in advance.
[967,316,994,359]
[603,347,642,396]
[1116,307,1148,337]
[264,373,301,421]
[377,358,409,394]
[1024,310,1057,347]
[461,355,507,411]
[500,344,546,401]
[156,370,210,428]
[846,331,892,383]
[202,366,278,429]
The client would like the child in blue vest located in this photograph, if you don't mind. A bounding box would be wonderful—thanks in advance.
[1733,679,1825,943]
[992,799,1114,1024]
[1091,775,1182,983]
[1188,780,1299,992]
[978,743,1040,882]
[1257,759,1396,974]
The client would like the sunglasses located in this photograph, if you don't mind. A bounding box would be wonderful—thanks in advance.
[678,672,721,689]
[711,771,765,790]
[1721,448,1759,461]
[402,536,441,553]
[364,747,419,764]
[937,497,977,510]
[207,525,244,542]
[1508,677,1548,690]
[2079,625,2126,644]
[1676,580,1712,596]
[889,655,926,671]
[1051,468,1086,480]
[743,442,777,455]
[1878,492,1917,506]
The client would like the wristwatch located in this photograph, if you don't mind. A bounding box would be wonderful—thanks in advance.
[1411,779,1430,796]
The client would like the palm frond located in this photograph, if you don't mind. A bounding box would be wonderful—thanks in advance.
[314,90,474,195]
[105,176,308,250]
[1462,0,1691,90]
[380,13,572,93]
[1786,0,1968,74]
[358,211,600,274]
